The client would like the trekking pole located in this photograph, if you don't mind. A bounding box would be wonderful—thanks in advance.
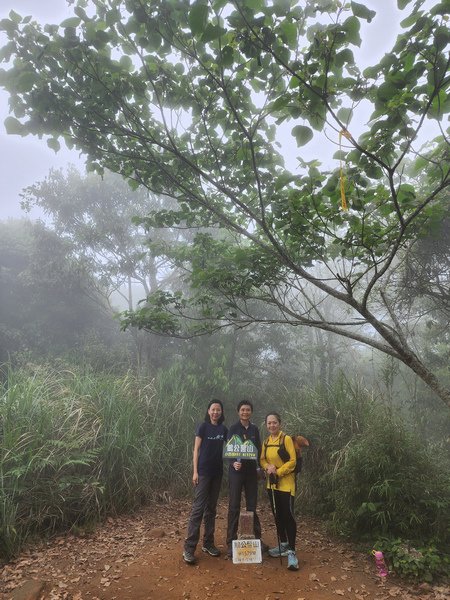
[269,474,283,565]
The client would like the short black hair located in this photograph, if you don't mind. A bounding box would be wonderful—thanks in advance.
[204,399,225,424]
[237,399,253,412]
[265,411,281,424]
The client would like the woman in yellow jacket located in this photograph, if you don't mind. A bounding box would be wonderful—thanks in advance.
[260,412,299,571]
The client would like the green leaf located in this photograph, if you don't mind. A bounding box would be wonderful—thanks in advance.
[274,173,296,191]
[60,17,81,29]
[342,16,361,47]
[292,125,314,147]
[0,18,17,35]
[397,183,416,205]
[351,2,376,23]
[431,1,450,17]
[409,155,429,177]
[434,26,450,51]
[8,10,22,24]
[120,55,133,71]
[271,96,290,112]
[400,10,423,28]
[333,150,346,160]
[212,0,229,8]
[16,71,38,93]
[337,107,353,125]
[47,137,61,153]
[219,45,234,67]
[4,116,23,135]
[189,4,208,36]
[397,0,413,9]
[201,23,226,43]
[363,65,379,79]
[335,49,354,68]
[144,32,162,51]
[280,21,297,48]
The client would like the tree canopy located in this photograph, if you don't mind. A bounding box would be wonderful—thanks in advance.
[0,0,449,406]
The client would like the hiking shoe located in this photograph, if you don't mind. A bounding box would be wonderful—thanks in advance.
[287,550,299,571]
[202,544,221,557]
[183,549,196,564]
[268,542,290,557]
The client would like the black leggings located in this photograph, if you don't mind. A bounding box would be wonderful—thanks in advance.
[267,488,296,550]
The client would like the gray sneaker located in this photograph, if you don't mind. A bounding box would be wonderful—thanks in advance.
[202,544,221,557]
[183,549,196,564]
[287,550,299,571]
[268,542,290,557]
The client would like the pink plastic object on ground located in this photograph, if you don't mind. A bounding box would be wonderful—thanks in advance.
[372,550,388,577]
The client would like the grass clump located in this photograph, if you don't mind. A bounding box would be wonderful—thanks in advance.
[0,363,199,561]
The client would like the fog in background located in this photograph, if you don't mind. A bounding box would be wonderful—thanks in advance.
[0,0,80,220]
[0,0,401,221]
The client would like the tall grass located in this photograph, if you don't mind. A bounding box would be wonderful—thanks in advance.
[0,363,200,560]
[281,377,450,555]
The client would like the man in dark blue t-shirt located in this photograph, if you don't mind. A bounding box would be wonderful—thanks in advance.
[226,400,263,556]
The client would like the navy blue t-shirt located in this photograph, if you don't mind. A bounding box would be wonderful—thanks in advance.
[196,421,228,476]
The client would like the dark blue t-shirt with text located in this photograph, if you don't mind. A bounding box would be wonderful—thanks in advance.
[196,421,228,476]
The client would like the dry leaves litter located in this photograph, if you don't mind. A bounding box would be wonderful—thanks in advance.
[1,499,448,600]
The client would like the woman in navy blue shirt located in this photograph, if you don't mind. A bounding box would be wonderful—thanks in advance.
[183,399,227,564]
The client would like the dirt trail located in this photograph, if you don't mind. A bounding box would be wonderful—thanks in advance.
[1,499,448,600]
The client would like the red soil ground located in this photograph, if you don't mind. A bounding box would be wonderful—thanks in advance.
[1,498,448,600]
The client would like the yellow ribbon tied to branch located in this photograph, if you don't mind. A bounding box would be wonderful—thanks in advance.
[339,129,352,211]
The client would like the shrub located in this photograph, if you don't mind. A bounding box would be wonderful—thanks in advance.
[329,415,450,547]
[374,538,450,581]
[282,377,450,572]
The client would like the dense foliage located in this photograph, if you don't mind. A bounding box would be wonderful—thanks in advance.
[282,379,450,579]
[0,0,449,404]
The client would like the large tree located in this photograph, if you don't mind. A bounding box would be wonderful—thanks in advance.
[1,0,449,406]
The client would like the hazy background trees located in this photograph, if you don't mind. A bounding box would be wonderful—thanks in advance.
[0,218,122,367]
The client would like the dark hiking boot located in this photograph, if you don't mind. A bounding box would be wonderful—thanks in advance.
[183,549,196,564]
[202,544,221,557]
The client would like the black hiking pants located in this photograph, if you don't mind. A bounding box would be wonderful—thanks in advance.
[226,466,261,547]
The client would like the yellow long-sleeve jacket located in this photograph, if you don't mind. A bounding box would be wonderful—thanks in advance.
[260,431,296,496]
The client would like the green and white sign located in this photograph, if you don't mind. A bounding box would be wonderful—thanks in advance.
[223,434,258,460]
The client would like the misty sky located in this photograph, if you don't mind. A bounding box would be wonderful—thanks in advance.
[0,0,402,222]
[0,0,79,220]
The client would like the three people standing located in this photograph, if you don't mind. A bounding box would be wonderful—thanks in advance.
[183,401,299,571]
